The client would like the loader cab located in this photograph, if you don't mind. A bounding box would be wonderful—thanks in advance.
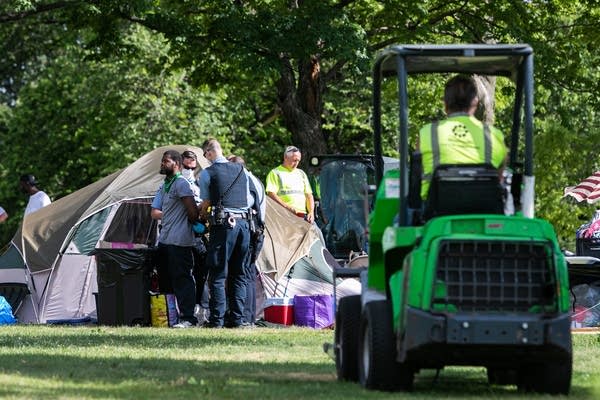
[333,45,572,396]
[372,44,535,227]
[309,154,398,261]
[369,44,537,292]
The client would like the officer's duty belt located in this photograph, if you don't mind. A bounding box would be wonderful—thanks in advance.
[228,212,248,219]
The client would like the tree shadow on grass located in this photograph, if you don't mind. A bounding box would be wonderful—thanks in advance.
[0,351,591,399]
[0,327,593,399]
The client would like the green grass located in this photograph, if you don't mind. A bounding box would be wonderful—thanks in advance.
[0,326,598,399]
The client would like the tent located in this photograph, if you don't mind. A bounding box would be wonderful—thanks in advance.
[257,197,360,308]
[0,145,357,323]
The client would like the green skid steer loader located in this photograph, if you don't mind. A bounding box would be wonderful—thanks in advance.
[333,44,572,394]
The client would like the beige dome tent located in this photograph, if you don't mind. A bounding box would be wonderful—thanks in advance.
[0,145,352,323]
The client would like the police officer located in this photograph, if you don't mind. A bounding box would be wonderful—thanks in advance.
[418,75,507,200]
[227,155,266,326]
[198,139,251,328]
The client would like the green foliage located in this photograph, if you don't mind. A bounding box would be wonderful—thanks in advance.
[0,25,239,243]
[1,0,600,251]
[535,116,600,250]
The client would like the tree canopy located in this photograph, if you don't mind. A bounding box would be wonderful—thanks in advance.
[0,0,599,248]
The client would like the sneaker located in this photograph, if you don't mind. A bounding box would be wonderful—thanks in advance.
[173,320,193,329]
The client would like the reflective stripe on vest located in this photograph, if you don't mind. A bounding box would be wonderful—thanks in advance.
[274,170,305,196]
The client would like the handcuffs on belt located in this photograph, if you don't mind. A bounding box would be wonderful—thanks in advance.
[227,215,236,228]
[210,206,248,229]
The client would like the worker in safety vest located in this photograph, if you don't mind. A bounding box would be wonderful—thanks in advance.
[419,75,507,199]
[265,145,315,223]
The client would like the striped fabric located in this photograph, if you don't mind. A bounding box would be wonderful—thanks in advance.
[564,172,600,204]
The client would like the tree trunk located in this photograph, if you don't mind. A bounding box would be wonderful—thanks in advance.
[474,75,496,125]
[276,55,328,169]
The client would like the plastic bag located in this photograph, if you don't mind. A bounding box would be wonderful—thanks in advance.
[150,293,179,327]
[570,282,600,328]
[0,295,17,325]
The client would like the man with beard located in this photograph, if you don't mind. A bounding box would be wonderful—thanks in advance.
[154,150,199,328]
[151,150,209,323]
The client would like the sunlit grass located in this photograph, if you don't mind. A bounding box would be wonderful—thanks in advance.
[0,325,598,399]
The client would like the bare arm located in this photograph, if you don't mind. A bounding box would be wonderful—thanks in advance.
[150,208,163,220]
[182,196,199,222]
[305,193,315,223]
[198,199,212,220]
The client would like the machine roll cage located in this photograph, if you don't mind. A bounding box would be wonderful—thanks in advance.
[372,44,535,226]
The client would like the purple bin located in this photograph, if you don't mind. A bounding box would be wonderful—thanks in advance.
[293,294,334,329]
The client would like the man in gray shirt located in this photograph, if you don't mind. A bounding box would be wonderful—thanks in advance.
[155,150,199,328]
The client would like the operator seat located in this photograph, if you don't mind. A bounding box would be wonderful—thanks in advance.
[422,164,505,221]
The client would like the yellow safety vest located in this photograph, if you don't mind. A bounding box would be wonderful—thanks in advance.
[419,115,507,198]
[265,165,312,212]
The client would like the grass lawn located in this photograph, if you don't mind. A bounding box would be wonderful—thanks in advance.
[0,325,598,399]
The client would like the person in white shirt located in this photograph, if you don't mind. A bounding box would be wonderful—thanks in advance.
[19,174,51,216]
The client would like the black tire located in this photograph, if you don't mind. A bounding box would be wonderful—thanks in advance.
[517,357,572,395]
[358,300,414,391]
[487,367,516,386]
[335,295,361,381]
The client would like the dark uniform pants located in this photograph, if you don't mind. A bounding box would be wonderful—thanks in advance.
[206,219,250,327]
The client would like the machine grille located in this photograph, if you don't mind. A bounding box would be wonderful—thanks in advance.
[433,240,557,312]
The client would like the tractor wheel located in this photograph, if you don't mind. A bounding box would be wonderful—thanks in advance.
[358,300,414,391]
[335,295,361,381]
[517,356,571,395]
[486,367,516,386]
[517,353,573,395]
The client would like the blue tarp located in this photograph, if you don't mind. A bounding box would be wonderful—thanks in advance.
[0,295,16,325]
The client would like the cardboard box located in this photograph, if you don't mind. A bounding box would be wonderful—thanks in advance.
[263,297,294,325]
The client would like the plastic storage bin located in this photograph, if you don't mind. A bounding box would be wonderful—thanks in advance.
[293,294,334,329]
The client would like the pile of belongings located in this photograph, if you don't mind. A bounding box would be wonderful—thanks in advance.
[571,282,600,328]
[576,210,600,239]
